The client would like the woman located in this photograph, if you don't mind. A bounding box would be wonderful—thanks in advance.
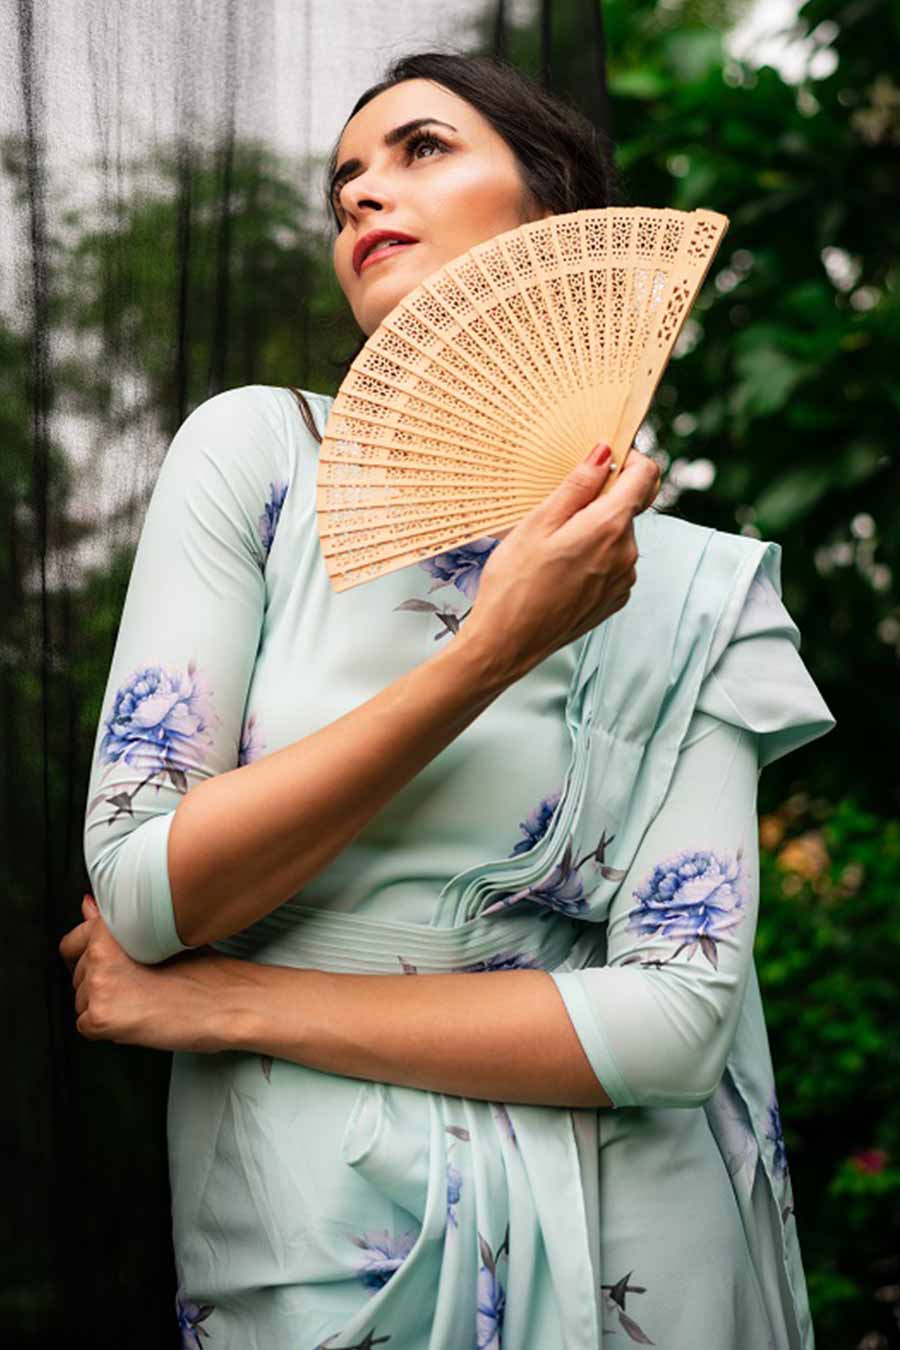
[60,52,834,1350]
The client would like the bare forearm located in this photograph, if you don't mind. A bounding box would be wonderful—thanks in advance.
[232,963,613,1110]
[169,631,513,948]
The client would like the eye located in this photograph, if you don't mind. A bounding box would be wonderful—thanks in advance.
[403,128,448,160]
[332,129,449,226]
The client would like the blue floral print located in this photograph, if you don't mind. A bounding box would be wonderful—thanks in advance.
[446,1160,463,1228]
[420,537,501,601]
[396,950,541,975]
[349,1228,418,1292]
[766,1085,793,1225]
[175,1282,214,1347]
[765,1088,797,1223]
[626,847,747,969]
[238,710,266,766]
[511,788,562,856]
[395,535,500,641]
[445,1122,470,1229]
[489,844,588,918]
[491,1101,518,1147]
[765,1089,790,1182]
[459,950,543,973]
[704,1071,759,1198]
[481,828,625,919]
[476,1228,509,1349]
[92,659,219,822]
[259,480,288,559]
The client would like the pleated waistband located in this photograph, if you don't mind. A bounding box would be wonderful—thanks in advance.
[211,899,585,975]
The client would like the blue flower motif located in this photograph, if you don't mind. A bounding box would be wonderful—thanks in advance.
[419,536,500,601]
[627,847,746,965]
[482,843,588,919]
[491,1101,517,1146]
[476,1263,506,1349]
[447,1161,463,1228]
[99,660,219,779]
[510,788,562,856]
[458,949,542,973]
[175,1284,214,1348]
[259,480,288,559]
[765,1091,790,1182]
[238,711,266,766]
[350,1228,417,1292]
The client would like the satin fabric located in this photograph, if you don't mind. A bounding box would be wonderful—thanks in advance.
[82,386,834,1348]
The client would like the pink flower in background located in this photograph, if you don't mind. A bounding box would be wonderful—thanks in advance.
[850,1148,889,1174]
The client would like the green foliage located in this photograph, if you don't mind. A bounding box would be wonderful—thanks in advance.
[601,0,900,820]
[3,0,898,1342]
[757,793,900,1343]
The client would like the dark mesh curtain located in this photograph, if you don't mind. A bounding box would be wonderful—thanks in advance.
[4,1,611,1341]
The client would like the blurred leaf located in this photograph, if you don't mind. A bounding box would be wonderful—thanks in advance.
[662,28,723,82]
[729,345,816,420]
[754,465,834,531]
[608,67,670,98]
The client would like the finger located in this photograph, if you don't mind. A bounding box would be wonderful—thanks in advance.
[535,443,615,533]
[605,448,661,514]
[59,920,92,972]
[72,951,88,991]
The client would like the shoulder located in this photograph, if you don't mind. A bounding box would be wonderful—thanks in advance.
[632,511,775,636]
[694,540,836,767]
[177,383,328,445]
[165,384,333,483]
[636,509,770,573]
[637,512,836,765]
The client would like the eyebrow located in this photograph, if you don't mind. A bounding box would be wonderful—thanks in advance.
[329,118,458,208]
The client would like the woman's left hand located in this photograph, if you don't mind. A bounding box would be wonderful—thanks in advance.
[59,896,243,1054]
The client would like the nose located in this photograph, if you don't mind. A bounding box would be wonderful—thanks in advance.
[340,169,395,219]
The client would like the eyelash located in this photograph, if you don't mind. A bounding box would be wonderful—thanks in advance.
[332,130,449,222]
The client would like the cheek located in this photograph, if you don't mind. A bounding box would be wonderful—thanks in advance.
[430,161,526,243]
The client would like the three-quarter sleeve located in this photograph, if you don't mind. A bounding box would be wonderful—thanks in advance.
[83,385,293,964]
[549,566,835,1109]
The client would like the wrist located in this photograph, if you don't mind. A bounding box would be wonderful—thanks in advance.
[204,954,277,1053]
[440,619,519,702]
[225,960,320,1059]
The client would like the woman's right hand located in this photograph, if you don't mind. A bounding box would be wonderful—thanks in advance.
[460,445,661,684]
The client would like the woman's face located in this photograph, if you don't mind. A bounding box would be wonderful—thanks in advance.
[331,78,553,337]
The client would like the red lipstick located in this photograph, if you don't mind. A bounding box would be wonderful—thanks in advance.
[353,229,419,276]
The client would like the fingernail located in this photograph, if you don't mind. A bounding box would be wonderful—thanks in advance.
[586,442,611,466]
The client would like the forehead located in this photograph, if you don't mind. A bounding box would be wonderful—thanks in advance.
[336,79,479,159]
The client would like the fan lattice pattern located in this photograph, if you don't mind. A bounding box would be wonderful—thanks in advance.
[316,206,728,591]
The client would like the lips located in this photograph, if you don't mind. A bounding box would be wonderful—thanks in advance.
[358,241,417,273]
[353,230,419,275]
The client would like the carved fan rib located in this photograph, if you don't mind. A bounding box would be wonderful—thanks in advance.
[317,206,729,591]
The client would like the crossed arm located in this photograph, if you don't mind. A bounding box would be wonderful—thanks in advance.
[67,707,757,1113]
[71,389,759,1111]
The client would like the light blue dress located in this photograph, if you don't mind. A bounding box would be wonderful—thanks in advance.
[83,385,835,1349]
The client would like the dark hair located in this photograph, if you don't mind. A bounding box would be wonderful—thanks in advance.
[286,49,624,444]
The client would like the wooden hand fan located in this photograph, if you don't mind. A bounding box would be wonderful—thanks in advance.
[316,205,729,592]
